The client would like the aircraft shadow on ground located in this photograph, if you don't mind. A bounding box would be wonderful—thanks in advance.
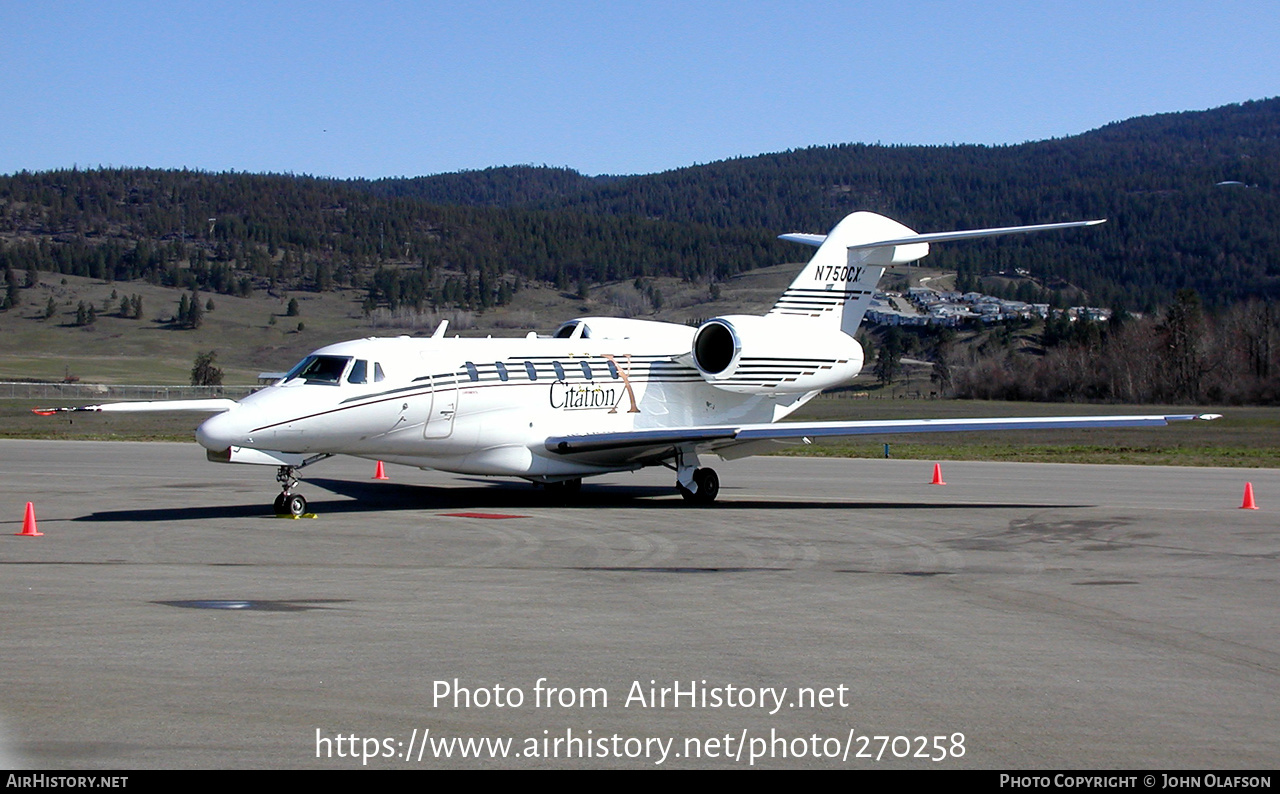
[73,476,1086,522]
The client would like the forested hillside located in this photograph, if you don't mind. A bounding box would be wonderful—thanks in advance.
[361,98,1280,310]
[0,171,785,314]
[1,98,1277,323]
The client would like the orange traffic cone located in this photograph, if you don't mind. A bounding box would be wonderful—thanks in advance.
[930,463,946,485]
[373,461,389,480]
[1240,482,1259,510]
[16,502,43,536]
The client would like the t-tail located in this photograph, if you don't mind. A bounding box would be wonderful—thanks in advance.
[771,211,1105,336]
[686,211,1103,396]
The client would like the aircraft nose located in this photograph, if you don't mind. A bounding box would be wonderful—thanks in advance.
[196,410,242,451]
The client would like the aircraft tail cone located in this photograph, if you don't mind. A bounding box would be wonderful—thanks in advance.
[17,502,43,536]
[930,463,946,486]
[373,461,389,480]
[1241,482,1259,510]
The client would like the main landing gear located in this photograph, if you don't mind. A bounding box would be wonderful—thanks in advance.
[677,468,720,504]
[671,446,720,505]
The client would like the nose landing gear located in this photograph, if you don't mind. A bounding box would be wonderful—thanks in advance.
[274,467,308,517]
[270,454,331,517]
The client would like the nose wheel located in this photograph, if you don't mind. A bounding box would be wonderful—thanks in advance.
[266,454,330,518]
[274,466,308,517]
[273,490,308,517]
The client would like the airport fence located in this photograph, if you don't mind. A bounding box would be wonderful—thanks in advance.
[0,382,258,401]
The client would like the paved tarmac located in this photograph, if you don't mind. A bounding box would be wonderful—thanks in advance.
[1,439,1277,769]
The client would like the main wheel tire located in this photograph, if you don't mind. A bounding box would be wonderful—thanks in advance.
[678,468,720,504]
[693,468,719,503]
[273,493,286,515]
[285,493,307,517]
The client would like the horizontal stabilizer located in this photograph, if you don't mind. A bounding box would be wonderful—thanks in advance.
[848,219,1106,252]
[777,233,827,247]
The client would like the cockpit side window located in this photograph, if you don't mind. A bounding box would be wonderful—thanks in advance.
[374,362,386,383]
[348,360,368,384]
[285,355,351,385]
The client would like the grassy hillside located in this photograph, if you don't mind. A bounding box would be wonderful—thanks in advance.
[1,276,365,383]
[0,262,806,385]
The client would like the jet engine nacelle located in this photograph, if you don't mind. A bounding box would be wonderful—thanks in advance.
[690,315,864,394]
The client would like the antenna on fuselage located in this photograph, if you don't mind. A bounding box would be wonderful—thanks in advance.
[432,320,449,339]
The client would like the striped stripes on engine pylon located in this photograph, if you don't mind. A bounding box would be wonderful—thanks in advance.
[720,356,847,388]
[767,287,870,317]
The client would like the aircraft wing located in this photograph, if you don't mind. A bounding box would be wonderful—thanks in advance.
[32,399,238,415]
[545,413,1220,466]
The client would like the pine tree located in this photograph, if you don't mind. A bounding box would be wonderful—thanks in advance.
[190,350,223,386]
[1159,289,1207,402]
[187,289,203,329]
[874,327,905,386]
[4,267,18,309]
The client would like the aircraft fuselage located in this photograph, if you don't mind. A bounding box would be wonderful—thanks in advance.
[194,325,859,480]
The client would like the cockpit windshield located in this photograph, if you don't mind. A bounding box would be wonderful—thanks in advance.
[284,355,351,384]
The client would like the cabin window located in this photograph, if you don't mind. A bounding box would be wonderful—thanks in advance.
[465,362,480,382]
[606,360,620,379]
[495,361,509,382]
[348,359,368,384]
[524,361,538,381]
[553,361,566,381]
[580,361,593,380]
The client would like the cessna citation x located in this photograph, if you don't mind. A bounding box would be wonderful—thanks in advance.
[37,212,1218,515]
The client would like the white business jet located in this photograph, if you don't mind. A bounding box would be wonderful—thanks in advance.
[36,211,1218,515]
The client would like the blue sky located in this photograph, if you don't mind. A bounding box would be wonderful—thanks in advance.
[2,1,1275,178]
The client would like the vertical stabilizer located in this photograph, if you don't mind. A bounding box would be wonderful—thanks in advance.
[769,212,1103,336]
[769,212,926,336]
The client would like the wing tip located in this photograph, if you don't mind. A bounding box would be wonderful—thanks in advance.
[31,406,100,415]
